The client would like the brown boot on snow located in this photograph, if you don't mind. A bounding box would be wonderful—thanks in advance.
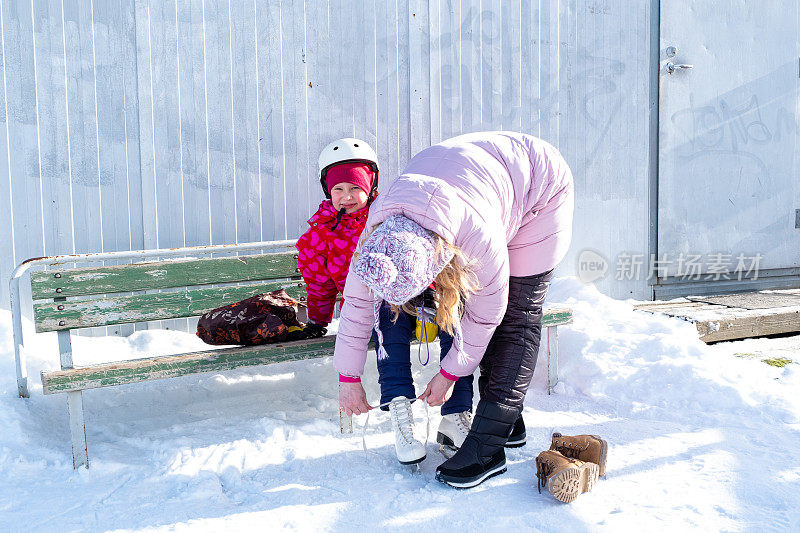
[535,450,599,503]
[550,432,608,477]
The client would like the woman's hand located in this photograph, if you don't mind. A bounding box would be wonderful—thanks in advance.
[418,372,456,406]
[339,381,373,416]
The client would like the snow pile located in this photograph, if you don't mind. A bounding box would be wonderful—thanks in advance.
[2,277,799,531]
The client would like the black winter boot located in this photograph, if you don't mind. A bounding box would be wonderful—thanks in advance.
[435,400,519,488]
[505,414,526,448]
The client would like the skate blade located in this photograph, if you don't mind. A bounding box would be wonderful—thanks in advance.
[399,462,423,474]
[439,444,458,459]
[548,462,599,503]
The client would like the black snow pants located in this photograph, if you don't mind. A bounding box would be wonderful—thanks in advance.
[478,269,554,408]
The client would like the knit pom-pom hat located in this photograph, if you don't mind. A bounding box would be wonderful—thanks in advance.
[354,214,453,305]
[355,214,464,362]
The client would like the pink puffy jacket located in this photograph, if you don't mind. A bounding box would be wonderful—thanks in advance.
[334,131,574,378]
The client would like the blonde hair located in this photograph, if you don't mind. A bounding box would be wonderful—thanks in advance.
[354,225,480,335]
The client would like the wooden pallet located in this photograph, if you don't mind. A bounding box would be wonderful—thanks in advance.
[634,289,800,343]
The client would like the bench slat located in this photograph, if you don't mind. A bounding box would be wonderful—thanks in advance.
[40,308,573,394]
[41,336,337,394]
[31,252,299,299]
[541,309,573,327]
[34,280,307,332]
[36,295,572,334]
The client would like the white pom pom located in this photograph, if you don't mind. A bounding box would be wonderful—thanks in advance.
[355,252,398,287]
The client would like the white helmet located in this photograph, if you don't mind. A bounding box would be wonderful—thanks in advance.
[318,138,380,199]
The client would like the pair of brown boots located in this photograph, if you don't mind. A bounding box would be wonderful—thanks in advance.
[535,432,608,503]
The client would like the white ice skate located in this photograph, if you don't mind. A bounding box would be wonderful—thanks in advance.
[388,396,426,465]
[436,411,472,459]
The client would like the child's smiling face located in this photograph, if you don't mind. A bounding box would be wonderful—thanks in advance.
[330,183,369,213]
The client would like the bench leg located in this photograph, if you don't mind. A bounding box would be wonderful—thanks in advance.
[67,391,89,468]
[58,327,89,468]
[339,408,353,434]
[547,326,558,394]
[11,271,30,398]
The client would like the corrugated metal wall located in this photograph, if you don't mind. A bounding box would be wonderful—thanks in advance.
[0,0,653,313]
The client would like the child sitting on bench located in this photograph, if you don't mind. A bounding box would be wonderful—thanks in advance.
[296,138,380,335]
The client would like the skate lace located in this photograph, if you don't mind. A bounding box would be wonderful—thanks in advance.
[391,399,417,443]
[361,399,430,456]
[456,411,472,433]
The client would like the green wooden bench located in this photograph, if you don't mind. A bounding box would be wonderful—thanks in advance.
[21,244,572,469]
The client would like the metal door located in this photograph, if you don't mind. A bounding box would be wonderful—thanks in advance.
[657,1,800,296]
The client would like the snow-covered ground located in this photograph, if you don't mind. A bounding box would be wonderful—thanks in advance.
[2,277,799,532]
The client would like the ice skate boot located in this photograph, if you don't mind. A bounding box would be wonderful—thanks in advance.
[388,396,426,465]
[436,411,472,458]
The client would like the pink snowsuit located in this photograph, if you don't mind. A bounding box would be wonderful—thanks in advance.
[296,200,369,326]
[334,131,574,378]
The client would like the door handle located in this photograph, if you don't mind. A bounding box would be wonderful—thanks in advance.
[666,62,694,74]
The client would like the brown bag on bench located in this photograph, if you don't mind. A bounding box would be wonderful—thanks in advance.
[196,289,313,346]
